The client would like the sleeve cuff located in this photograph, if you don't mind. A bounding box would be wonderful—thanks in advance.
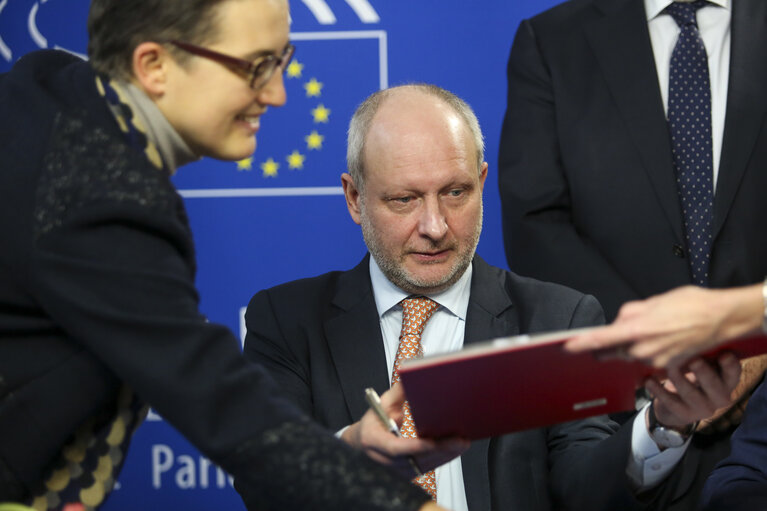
[336,425,351,439]
[627,403,691,490]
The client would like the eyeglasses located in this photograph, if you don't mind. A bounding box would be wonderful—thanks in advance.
[168,40,295,90]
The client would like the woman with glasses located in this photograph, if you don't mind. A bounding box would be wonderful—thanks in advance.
[0,0,463,509]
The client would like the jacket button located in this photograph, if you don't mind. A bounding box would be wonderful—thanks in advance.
[672,244,685,258]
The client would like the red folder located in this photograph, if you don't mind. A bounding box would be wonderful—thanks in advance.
[397,328,767,440]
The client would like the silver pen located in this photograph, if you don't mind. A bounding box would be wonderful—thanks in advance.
[364,387,423,477]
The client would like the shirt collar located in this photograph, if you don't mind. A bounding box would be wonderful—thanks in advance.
[644,0,729,21]
[369,256,473,321]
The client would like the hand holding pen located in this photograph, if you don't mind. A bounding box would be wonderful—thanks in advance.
[365,387,424,476]
[339,383,469,479]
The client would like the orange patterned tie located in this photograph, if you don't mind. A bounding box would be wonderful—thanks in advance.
[391,296,439,499]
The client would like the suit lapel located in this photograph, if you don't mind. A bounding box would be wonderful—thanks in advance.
[325,256,390,422]
[461,257,518,511]
[464,257,517,346]
[713,0,767,239]
[585,0,684,240]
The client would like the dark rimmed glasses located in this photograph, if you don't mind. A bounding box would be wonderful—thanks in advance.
[168,40,295,90]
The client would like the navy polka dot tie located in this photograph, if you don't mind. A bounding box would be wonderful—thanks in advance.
[666,0,713,286]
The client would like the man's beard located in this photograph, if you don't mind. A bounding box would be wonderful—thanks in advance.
[360,203,482,295]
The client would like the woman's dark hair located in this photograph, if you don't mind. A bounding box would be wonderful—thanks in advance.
[88,0,226,79]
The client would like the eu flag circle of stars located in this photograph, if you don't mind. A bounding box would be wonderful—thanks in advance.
[235,58,330,177]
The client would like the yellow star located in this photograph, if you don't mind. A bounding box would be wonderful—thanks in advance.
[286,60,304,79]
[304,78,323,97]
[260,158,279,177]
[311,104,331,124]
[236,157,253,171]
[286,150,306,170]
[305,131,324,150]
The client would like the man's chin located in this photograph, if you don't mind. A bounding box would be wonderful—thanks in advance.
[397,268,460,295]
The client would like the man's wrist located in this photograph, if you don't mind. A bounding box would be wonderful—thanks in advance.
[647,403,696,449]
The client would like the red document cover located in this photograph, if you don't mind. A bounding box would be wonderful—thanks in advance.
[398,328,767,440]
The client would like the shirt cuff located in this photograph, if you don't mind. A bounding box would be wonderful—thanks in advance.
[627,403,691,490]
[336,425,351,439]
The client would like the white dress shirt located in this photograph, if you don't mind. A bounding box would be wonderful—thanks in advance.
[645,0,731,189]
[370,258,472,511]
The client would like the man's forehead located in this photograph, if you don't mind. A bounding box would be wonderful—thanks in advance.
[364,127,475,188]
[370,93,464,143]
[375,89,452,121]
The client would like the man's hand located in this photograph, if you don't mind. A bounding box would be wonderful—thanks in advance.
[646,353,741,434]
[566,285,764,368]
[341,383,469,478]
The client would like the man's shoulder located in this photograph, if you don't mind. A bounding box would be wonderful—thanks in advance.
[474,257,605,329]
[476,257,590,304]
[246,258,368,312]
[519,0,632,42]
[526,0,603,28]
[257,268,348,297]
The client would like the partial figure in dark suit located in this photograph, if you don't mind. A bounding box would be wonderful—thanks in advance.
[561,283,767,510]
[702,379,767,510]
[498,0,767,508]
[499,0,767,322]
[244,84,740,510]
[0,1,462,510]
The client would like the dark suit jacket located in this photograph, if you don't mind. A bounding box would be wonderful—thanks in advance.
[245,255,657,511]
[498,0,767,322]
[701,381,767,510]
[497,1,766,508]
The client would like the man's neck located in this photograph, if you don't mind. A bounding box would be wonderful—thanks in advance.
[368,256,473,321]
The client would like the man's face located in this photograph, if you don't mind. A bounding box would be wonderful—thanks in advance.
[343,91,487,295]
[157,0,290,161]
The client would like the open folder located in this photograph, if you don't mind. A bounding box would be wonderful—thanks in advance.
[397,327,767,440]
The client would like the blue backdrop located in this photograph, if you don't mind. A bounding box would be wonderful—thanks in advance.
[0,0,560,508]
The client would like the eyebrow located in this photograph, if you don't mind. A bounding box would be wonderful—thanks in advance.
[242,42,291,62]
[241,49,276,61]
